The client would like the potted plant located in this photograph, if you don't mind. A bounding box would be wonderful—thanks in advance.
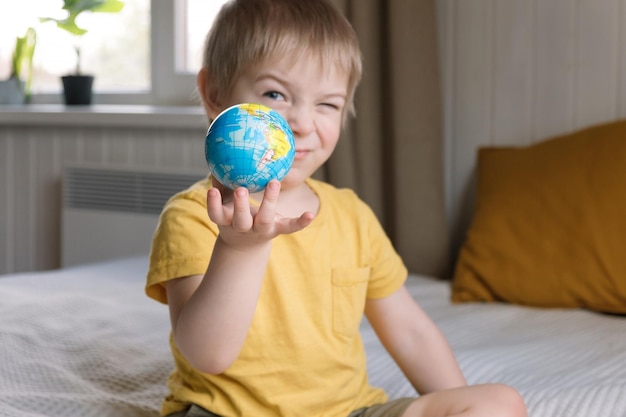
[40,0,124,105]
[0,27,36,105]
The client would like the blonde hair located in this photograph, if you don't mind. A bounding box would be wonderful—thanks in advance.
[202,0,363,120]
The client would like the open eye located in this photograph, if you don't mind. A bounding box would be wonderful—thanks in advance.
[264,91,286,101]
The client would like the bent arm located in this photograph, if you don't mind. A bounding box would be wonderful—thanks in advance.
[364,285,466,394]
[165,181,313,375]
[166,237,271,375]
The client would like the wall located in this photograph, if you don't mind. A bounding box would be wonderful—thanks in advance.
[3,0,626,274]
[438,0,626,252]
[0,107,208,274]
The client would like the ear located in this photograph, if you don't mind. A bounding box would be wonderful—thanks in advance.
[197,67,222,120]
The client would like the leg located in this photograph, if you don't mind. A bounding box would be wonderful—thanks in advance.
[402,383,527,417]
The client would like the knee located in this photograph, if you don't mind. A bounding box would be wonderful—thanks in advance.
[401,383,527,417]
[490,384,528,417]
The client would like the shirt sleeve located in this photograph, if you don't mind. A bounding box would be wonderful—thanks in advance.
[145,183,218,304]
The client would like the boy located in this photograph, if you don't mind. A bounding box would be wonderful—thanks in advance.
[146,0,528,416]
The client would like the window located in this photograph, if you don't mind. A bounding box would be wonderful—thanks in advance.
[178,0,228,73]
[151,0,229,105]
[0,0,228,106]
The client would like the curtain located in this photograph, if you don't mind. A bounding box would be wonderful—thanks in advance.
[319,0,450,277]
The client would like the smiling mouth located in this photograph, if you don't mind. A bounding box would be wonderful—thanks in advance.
[294,150,309,160]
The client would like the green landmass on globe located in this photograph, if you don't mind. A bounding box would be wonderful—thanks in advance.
[205,103,296,192]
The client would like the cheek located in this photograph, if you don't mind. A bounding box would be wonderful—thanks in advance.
[319,120,342,148]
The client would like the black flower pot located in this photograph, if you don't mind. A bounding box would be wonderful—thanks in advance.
[62,75,94,105]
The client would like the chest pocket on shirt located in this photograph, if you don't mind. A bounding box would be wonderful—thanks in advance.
[331,267,370,337]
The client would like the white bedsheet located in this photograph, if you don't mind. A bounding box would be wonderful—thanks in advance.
[365,276,626,417]
[0,257,171,417]
[0,257,625,417]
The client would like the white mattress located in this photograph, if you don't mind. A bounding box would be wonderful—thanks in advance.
[0,257,624,417]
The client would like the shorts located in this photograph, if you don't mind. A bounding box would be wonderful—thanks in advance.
[166,398,415,417]
[348,398,415,417]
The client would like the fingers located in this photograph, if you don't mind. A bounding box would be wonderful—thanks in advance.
[211,178,234,204]
[207,180,314,239]
[277,211,315,235]
[297,211,316,229]
[207,186,255,232]
[259,181,314,235]
[207,187,228,225]
[231,188,253,231]
[254,180,281,233]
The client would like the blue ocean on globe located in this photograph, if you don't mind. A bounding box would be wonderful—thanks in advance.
[205,103,295,192]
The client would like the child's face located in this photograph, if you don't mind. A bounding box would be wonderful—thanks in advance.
[213,53,349,190]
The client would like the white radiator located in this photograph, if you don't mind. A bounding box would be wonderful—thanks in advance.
[62,165,206,267]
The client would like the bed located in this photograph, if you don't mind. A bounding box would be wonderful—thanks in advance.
[1,255,624,417]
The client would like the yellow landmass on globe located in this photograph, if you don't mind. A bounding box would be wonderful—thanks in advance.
[265,125,291,159]
[241,103,292,161]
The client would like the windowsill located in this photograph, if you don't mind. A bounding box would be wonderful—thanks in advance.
[0,104,209,129]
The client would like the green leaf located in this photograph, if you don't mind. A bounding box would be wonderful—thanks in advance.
[64,0,124,14]
[93,0,125,13]
[58,18,88,35]
[38,0,124,74]
[10,27,36,98]
[40,0,124,36]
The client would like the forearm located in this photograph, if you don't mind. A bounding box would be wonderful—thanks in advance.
[172,237,271,374]
[394,318,467,394]
[366,287,466,395]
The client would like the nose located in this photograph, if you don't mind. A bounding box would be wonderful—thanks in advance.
[285,105,315,137]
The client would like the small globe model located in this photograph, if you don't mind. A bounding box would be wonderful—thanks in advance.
[205,103,295,192]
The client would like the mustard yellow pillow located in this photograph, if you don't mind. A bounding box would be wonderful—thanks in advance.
[451,120,626,313]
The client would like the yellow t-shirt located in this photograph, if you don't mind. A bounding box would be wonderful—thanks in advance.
[146,177,408,417]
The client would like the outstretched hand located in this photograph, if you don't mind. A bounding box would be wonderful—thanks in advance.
[207,180,314,248]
